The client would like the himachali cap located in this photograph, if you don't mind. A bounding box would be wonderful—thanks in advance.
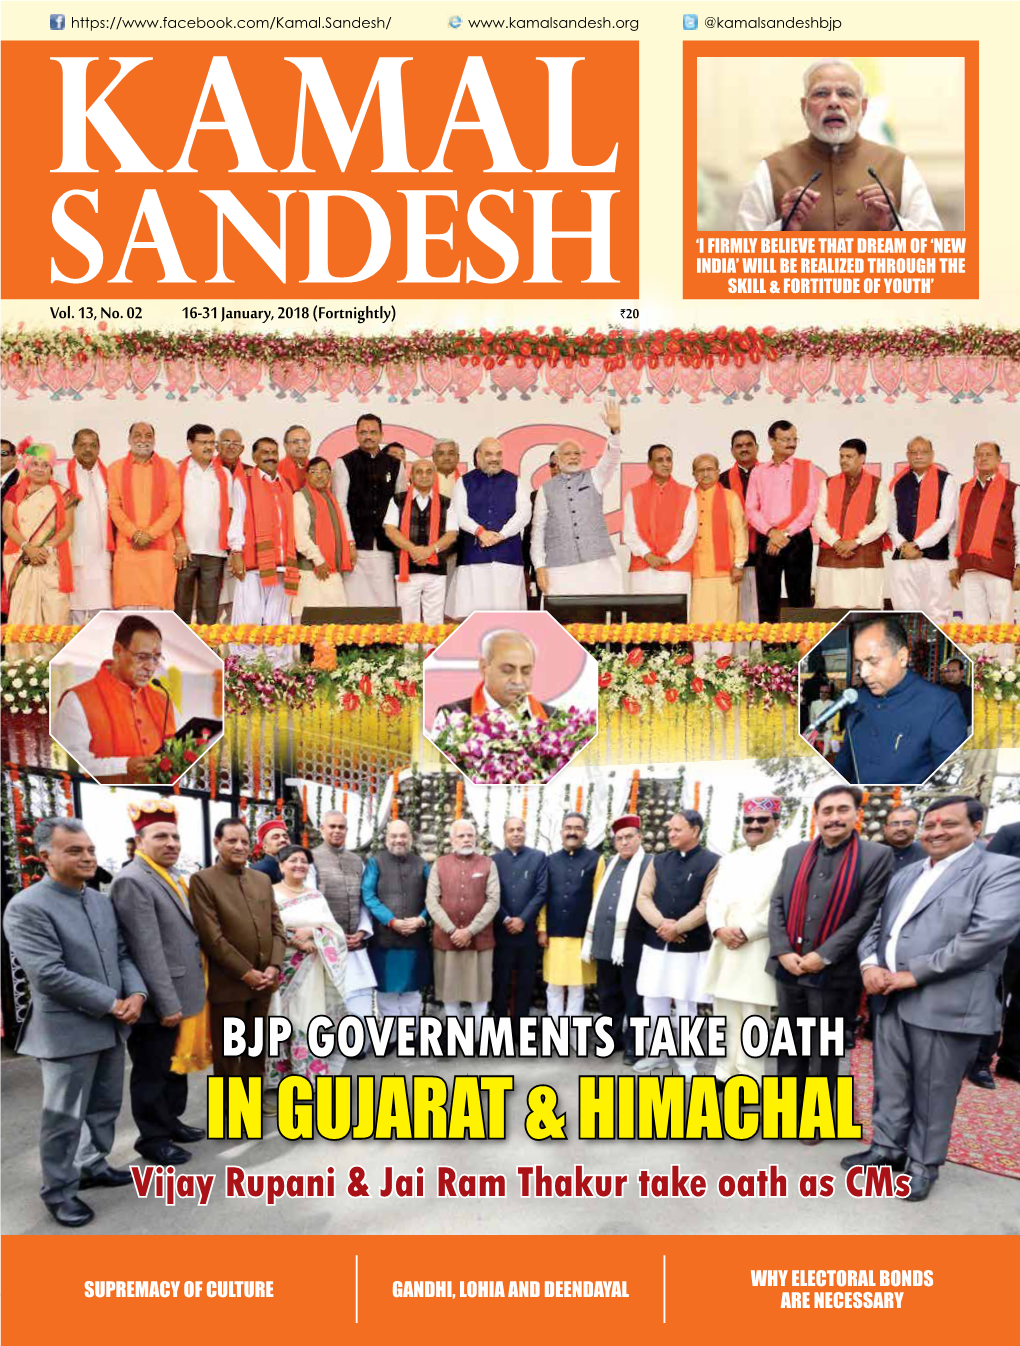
[128,799,178,833]
[257,818,289,847]
[612,814,642,833]
[18,440,55,464]
[743,797,782,817]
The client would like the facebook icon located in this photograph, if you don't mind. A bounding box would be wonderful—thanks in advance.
[682,15,698,29]
[50,14,65,28]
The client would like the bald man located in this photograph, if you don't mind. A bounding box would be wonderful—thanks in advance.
[432,629,554,734]
[448,437,530,617]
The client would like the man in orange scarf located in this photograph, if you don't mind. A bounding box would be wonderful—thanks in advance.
[950,442,1020,665]
[622,443,696,597]
[887,436,958,625]
[278,424,312,493]
[227,437,296,667]
[383,458,458,625]
[432,629,553,733]
[813,439,891,611]
[54,428,112,621]
[107,422,181,610]
[51,614,176,784]
[689,454,749,653]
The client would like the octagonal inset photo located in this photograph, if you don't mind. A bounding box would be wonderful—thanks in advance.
[798,610,973,787]
[49,610,224,787]
[423,611,598,784]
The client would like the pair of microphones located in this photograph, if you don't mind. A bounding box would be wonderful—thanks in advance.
[780,166,904,231]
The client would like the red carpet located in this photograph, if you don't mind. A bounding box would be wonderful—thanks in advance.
[850,1040,1020,1180]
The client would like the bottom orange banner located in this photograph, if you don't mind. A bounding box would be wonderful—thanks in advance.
[2,1235,1014,1345]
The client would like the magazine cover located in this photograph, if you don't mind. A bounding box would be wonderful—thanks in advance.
[1,0,1017,1339]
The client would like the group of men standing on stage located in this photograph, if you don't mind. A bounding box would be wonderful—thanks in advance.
[5,413,1015,660]
[6,786,1019,1223]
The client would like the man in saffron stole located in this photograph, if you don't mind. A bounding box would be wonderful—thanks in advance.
[292,455,355,619]
[51,614,176,784]
[55,428,112,621]
[622,443,695,597]
[227,436,297,667]
[1,442,74,653]
[384,457,458,625]
[814,438,891,610]
[767,784,892,1136]
[689,453,749,653]
[107,422,181,610]
[950,441,1020,665]
[887,436,958,625]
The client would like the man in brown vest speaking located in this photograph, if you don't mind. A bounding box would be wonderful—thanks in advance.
[736,60,943,232]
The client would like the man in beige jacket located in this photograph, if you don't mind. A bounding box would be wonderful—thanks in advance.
[699,798,787,1084]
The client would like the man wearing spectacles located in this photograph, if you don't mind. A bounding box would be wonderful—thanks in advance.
[51,614,176,784]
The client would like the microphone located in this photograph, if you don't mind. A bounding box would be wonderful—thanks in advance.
[150,676,172,744]
[781,171,822,231]
[806,687,857,734]
[867,167,904,231]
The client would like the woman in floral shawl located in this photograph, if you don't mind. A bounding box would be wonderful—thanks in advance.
[266,845,348,1086]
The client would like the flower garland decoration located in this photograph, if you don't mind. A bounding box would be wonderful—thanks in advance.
[4,323,1019,370]
[1,655,50,714]
[973,655,1020,702]
[432,707,598,785]
[598,648,800,714]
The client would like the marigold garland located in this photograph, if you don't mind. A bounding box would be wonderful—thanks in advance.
[3,323,1019,370]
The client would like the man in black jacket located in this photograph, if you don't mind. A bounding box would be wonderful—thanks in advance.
[767,784,893,1137]
[491,816,548,1041]
[882,804,926,869]
[340,412,401,606]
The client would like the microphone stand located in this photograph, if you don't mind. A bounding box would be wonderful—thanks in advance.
[780,171,822,231]
[867,166,904,231]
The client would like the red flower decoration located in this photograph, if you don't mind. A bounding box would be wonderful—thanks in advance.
[674,653,694,666]
[381,695,402,718]
[690,677,705,694]
[598,672,613,689]
[183,750,197,764]
[625,648,645,667]
[714,691,733,713]
[359,674,373,696]
[715,655,732,671]
[158,757,173,772]
[664,688,679,704]
[621,697,642,716]
[642,672,658,685]
[342,692,360,711]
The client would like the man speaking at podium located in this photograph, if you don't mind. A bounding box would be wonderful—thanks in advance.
[52,615,176,785]
[736,60,943,232]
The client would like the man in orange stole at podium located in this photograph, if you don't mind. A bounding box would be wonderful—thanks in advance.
[622,443,695,597]
[107,422,181,610]
[51,614,176,784]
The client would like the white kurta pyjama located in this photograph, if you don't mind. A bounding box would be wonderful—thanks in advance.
[888,472,958,625]
[55,462,112,617]
[532,437,624,596]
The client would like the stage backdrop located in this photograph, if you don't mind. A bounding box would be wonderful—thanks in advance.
[3,343,1016,609]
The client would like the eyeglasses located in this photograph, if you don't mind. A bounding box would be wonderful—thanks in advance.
[128,650,162,666]
[743,817,773,826]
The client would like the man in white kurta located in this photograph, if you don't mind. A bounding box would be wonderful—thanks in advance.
[432,438,462,606]
[383,459,459,626]
[55,429,112,622]
[447,438,530,617]
[699,799,787,1083]
[621,444,697,597]
[533,399,623,597]
[887,437,958,625]
[227,437,292,668]
[812,441,892,610]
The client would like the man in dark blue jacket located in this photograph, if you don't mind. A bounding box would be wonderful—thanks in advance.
[491,816,548,1041]
[832,616,969,785]
[540,813,599,1032]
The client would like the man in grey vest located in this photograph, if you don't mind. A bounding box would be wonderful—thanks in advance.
[3,817,147,1227]
[532,398,623,597]
[845,796,1020,1199]
[361,819,431,1044]
[312,811,376,1045]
